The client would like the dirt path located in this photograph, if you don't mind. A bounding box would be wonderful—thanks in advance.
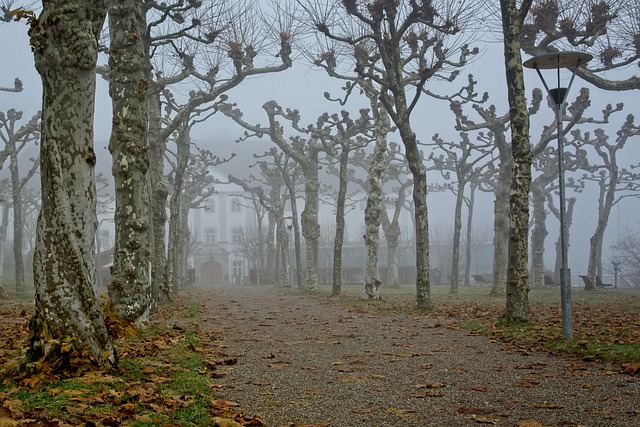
[198,285,639,427]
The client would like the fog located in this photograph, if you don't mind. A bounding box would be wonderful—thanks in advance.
[1,6,639,284]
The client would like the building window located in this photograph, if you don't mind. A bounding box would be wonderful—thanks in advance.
[204,228,217,243]
[232,260,244,278]
[98,229,110,249]
[204,199,216,213]
[231,227,243,244]
[231,198,242,212]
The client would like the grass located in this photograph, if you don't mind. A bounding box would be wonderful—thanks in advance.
[0,294,247,427]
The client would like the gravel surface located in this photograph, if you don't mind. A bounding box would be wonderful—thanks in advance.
[199,285,639,427]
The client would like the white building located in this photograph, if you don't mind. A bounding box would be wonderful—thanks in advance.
[189,168,254,285]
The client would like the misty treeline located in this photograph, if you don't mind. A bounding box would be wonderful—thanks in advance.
[0,0,638,369]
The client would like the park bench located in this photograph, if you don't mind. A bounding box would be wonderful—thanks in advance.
[471,274,490,286]
[579,275,613,289]
[544,275,558,286]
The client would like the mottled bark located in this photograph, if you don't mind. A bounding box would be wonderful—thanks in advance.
[288,187,303,289]
[402,129,431,309]
[167,125,189,292]
[384,222,401,288]
[107,0,151,325]
[148,92,170,300]
[28,0,116,367]
[502,0,533,322]
[301,151,320,290]
[362,115,388,299]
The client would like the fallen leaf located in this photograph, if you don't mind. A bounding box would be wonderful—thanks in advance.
[472,415,498,424]
[352,408,375,414]
[457,407,496,415]
[516,420,544,427]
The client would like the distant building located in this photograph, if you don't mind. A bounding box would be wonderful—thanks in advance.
[189,168,254,285]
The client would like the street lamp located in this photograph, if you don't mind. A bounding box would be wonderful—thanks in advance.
[524,51,593,340]
[612,261,620,289]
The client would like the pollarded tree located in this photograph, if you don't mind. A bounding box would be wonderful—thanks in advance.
[428,133,493,294]
[500,0,535,321]
[28,0,117,368]
[303,0,480,308]
[0,108,39,293]
[570,113,640,289]
[219,100,334,290]
[316,110,373,296]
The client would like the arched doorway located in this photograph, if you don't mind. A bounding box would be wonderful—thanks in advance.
[201,260,223,285]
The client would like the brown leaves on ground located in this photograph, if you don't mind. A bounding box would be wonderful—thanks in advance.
[0,294,264,427]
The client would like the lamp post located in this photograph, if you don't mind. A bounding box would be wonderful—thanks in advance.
[524,51,592,339]
[612,261,620,289]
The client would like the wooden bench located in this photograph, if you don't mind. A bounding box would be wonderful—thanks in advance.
[580,275,613,289]
[471,274,490,286]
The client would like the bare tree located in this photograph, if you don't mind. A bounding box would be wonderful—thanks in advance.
[428,132,493,294]
[301,0,480,308]
[0,108,39,292]
[571,113,640,289]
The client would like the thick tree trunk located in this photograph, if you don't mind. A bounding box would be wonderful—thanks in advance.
[28,0,116,367]
[266,210,276,284]
[107,0,151,325]
[277,219,290,287]
[363,126,388,299]
[502,0,533,322]
[9,152,24,292]
[301,152,320,290]
[530,180,547,288]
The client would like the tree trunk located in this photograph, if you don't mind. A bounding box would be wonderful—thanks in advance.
[107,0,151,325]
[0,202,9,283]
[530,180,547,288]
[363,122,388,299]
[403,131,431,309]
[148,92,170,300]
[502,0,533,322]
[587,168,618,290]
[301,151,320,290]
[449,181,465,294]
[266,210,276,284]
[332,145,349,296]
[28,0,117,368]
[9,152,24,293]
[491,151,511,296]
[384,222,401,288]
[167,125,190,291]
[463,183,476,287]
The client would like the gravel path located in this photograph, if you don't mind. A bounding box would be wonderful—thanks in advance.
[199,285,639,427]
